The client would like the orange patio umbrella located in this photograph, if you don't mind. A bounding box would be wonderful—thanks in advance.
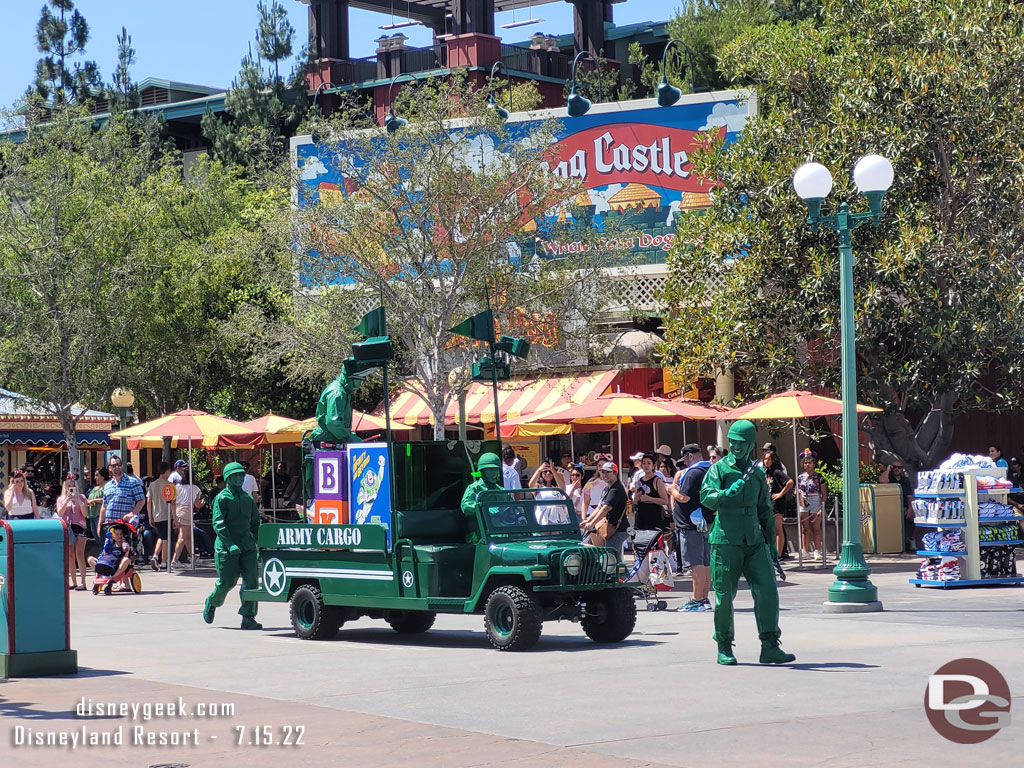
[726,390,882,567]
[110,409,256,573]
[501,393,725,475]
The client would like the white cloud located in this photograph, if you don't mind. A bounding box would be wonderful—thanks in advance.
[451,132,499,172]
[699,102,749,133]
[300,155,328,180]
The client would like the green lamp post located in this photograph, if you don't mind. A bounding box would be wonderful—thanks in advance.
[793,154,893,613]
[110,388,135,466]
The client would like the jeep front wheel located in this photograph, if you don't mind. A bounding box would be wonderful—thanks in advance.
[387,610,436,634]
[290,584,342,640]
[582,589,636,643]
[484,585,542,651]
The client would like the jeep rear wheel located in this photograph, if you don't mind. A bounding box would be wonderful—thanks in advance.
[290,584,342,640]
[387,610,436,634]
[582,589,636,643]
[484,585,542,651]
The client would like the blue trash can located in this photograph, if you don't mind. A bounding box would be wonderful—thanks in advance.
[0,519,78,677]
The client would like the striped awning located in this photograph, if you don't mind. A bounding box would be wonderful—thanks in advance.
[387,370,621,427]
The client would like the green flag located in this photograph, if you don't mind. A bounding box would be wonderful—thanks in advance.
[354,306,386,338]
[449,309,495,344]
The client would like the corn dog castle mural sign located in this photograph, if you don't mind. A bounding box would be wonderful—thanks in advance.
[293,91,754,265]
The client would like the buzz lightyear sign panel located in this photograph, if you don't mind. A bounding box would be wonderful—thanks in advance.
[292,90,755,268]
[348,442,392,546]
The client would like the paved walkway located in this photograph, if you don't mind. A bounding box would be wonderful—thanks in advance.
[3,555,1022,766]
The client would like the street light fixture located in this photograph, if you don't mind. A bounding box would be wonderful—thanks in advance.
[657,39,704,106]
[566,51,597,118]
[383,73,416,133]
[793,153,894,614]
[487,61,511,121]
[110,388,135,465]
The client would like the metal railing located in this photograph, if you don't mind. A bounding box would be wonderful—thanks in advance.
[499,44,571,80]
[401,44,447,73]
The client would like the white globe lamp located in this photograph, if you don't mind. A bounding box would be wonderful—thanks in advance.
[852,154,894,193]
[792,162,833,200]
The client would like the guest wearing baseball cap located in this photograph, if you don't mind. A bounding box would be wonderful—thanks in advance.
[581,461,629,554]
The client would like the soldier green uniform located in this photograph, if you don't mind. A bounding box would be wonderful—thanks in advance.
[700,420,795,666]
[203,462,263,630]
[460,452,503,544]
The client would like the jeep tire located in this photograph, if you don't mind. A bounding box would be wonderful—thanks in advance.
[484,585,542,651]
[290,584,343,640]
[582,588,636,643]
[387,610,437,634]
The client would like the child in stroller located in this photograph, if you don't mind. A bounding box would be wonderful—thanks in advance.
[623,527,674,611]
[88,521,142,595]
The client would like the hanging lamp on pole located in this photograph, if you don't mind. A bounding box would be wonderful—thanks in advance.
[656,39,703,106]
[566,51,597,118]
[383,72,417,133]
[487,61,511,120]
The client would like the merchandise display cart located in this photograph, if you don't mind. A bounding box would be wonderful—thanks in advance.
[909,466,1023,588]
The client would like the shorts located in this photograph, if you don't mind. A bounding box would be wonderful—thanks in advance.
[95,562,116,577]
[150,519,170,540]
[174,507,193,525]
[681,528,711,568]
[605,530,629,556]
[70,524,87,536]
[799,495,823,519]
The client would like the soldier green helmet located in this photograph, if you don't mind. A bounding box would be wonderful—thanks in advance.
[477,452,502,471]
[727,419,757,444]
[222,461,246,480]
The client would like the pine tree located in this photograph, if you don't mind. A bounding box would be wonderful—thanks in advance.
[108,26,140,113]
[32,0,100,105]
[201,1,310,176]
[257,1,294,85]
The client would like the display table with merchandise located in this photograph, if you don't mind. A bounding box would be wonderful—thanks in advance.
[909,466,1023,588]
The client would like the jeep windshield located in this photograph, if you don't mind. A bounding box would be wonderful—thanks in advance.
[475,489,581,539]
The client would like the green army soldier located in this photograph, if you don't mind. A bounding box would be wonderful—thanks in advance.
[203,461,263,630]
[700,420,795,666]
[460,452,504,544]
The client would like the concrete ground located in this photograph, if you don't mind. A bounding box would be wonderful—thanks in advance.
[2,554,1022,766]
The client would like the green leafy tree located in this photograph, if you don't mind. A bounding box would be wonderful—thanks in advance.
[629,1,821,96]
[279,76,629,439]
[31,0,100,105]
[0,110,170,478]
[662,0,1024,473]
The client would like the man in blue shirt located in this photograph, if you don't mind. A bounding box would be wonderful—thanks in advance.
[98,456,146,534]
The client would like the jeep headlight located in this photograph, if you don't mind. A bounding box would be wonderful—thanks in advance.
[564,552,583,576]
[599,551,617,574]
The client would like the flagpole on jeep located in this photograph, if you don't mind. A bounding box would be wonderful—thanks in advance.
[379,282,395,500]
[484,282,502,451]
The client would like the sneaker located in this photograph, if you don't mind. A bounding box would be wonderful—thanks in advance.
[149,557,159,572]
[675,598,699,612]
[684,600,710,612]
[816,550,824,562]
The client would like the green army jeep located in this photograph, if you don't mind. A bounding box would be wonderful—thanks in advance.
[245,489,636,651]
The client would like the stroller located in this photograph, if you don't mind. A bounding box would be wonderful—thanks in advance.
[622,527,674,611]
[91,522,144,595]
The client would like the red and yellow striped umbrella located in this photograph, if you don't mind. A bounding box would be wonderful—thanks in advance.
[110,409,256,449]
[265,411,416,443]
[726,390,881,420]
